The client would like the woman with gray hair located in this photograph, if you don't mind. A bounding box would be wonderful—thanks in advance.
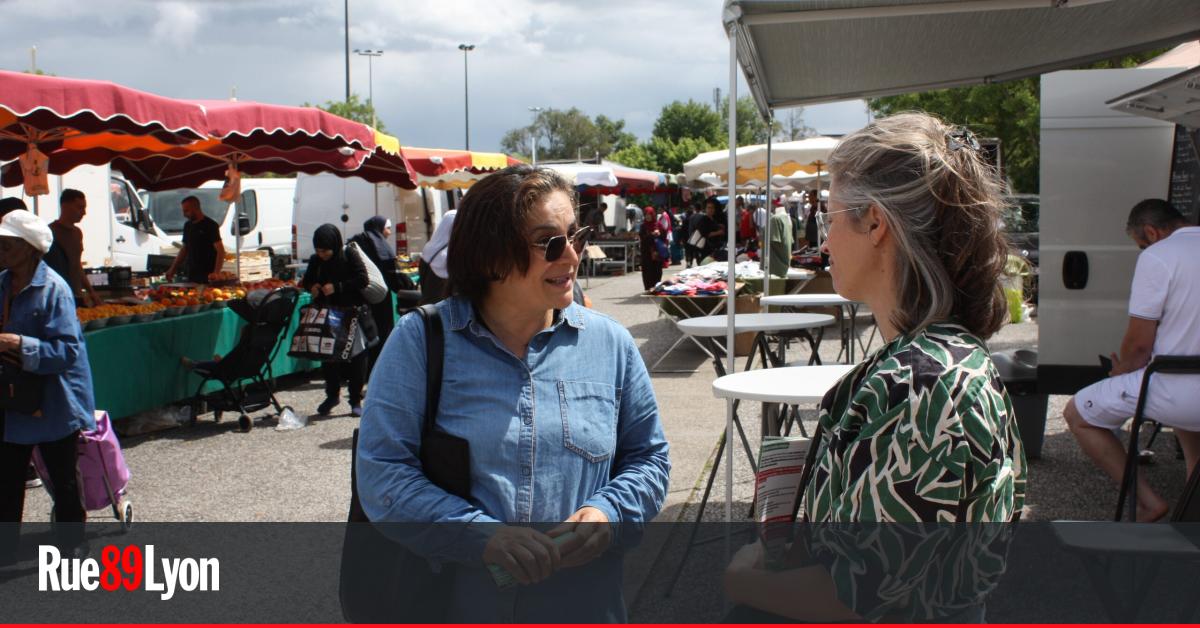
[724,112,1025,622]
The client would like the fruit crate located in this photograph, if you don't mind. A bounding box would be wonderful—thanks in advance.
[222,251,272,283]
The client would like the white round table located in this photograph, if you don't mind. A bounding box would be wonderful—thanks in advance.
[759,293,855,307]
[714,364,856,438]
[760,294,868,363]
[676,312,835,374]
[676,312,833,338]
[712,364,855,404]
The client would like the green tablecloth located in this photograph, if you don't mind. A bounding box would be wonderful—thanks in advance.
[84,294,318,420]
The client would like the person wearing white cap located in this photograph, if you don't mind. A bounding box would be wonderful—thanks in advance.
[0,209,96,561]
[419,209,455,304]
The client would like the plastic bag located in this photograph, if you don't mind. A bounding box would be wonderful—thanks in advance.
[274,406,307,431]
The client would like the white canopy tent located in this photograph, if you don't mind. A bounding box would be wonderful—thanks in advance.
[682,137,839,183]
[708,0,1200,523]
[1106,65,1200,128]
[541,162,618,188]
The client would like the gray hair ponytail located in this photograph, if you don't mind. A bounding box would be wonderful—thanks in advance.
[829,112,1010,339]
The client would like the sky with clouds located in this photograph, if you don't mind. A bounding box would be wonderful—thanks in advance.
[0,0,870,153]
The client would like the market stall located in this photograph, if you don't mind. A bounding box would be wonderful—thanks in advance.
[83,291,317,421]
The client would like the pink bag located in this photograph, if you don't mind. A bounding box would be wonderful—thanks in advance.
[32,410,131,511]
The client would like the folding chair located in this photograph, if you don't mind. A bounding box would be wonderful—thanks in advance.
[1115,355,1200,522]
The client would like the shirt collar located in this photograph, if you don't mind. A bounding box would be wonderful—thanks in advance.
[30,261,49,287]
[442,296,586,333]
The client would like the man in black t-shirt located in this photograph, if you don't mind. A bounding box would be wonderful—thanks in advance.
[165,195,225,283]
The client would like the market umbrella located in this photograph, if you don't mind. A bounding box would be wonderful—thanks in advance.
[682,136,839,184]
[542,162,619,188]
[0,69,207,200]
[402,147,522,190]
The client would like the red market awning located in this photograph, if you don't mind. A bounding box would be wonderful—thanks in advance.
[0,70,207,162]
[190,99,377,153]
[3,100,419,190]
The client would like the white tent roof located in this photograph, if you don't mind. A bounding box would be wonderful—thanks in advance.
[541,162,618,187]
[1140,40,1200,69]
[1106,65,1200,127]
[682,136,839,181]
[724,0,1200,115]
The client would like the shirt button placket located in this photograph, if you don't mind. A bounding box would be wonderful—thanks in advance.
[519,372,535,521]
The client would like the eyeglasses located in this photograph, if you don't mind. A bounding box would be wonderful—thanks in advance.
[815,207,862,241]
[530,226,591,262]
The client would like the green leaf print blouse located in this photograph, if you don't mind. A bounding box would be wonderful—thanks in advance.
[793,324,1027,621]
[803,323,1027,523]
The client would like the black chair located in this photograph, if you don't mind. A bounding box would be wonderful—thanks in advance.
[1115,355,1200,522]
[190,287,302,432]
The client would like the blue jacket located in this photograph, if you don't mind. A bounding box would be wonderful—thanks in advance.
[1,261,96,444]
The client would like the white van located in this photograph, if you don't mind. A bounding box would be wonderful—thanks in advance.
[1,164,169,270]
[1038,67,1184,394]
[291,173,451,263]
[142,177,294,263]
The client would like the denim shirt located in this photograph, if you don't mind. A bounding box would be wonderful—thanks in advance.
[357,296,671,562]
[1,262,96,444]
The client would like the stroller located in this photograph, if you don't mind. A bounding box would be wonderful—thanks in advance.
[190,286,301,432]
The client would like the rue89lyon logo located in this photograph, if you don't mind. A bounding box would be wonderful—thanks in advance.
[39,544,219,600]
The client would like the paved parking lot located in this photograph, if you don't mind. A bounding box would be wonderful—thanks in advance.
[18,269,1192,613]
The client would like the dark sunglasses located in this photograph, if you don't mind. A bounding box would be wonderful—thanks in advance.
[530,226,591,262]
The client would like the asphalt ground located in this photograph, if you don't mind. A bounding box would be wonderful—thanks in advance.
[15,267,1192,619]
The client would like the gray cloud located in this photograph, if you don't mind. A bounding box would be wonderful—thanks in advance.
[0,0,868,153]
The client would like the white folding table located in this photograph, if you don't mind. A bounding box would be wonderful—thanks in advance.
[760,293,872,362]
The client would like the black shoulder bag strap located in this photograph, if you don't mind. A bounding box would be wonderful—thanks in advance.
[417,303,444,433]
[415,304,471,499]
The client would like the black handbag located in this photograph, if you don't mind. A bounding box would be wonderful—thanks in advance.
[339,303,471,623]
[0,292,44,415]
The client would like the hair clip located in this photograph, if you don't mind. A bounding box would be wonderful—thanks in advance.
[946,127,981,153]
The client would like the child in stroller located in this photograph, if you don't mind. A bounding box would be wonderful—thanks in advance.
[183,286,301,432]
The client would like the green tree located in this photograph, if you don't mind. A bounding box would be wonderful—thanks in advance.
[719,95,779,146]
[608,143,658,171]
[301,93,386,132]
[777,107,817,141]
[594,114,637,156]
[869,50,1165,193]
[499,108,636,161]
[652,100,723,144]
[499,127,532,162]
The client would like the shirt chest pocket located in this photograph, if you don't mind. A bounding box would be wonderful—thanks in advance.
[557,380,620,463]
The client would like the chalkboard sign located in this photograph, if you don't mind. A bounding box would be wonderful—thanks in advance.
[1168,124,1200,225]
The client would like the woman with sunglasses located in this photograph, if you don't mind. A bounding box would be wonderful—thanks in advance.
[723,113,1025,622]
[356,165,670,622]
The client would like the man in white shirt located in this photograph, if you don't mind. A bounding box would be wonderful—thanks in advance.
[1065,199,1200,521]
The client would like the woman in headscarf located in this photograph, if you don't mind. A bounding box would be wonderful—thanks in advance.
[301,224,370,417]
[638,207,665,291]
[350,216,401,371]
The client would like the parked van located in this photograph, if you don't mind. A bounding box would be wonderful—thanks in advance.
[1,164,168,270]
[143,177,295,266]
[291,173,451,263]
[1038,67,1183,394]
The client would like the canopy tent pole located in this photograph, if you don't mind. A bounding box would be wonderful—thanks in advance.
[762,114,773,303]
[724,18,739,526]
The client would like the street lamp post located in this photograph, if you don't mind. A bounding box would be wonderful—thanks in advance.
[528,106,543,165]
[458,44,475,150]
[354,49,383,128]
